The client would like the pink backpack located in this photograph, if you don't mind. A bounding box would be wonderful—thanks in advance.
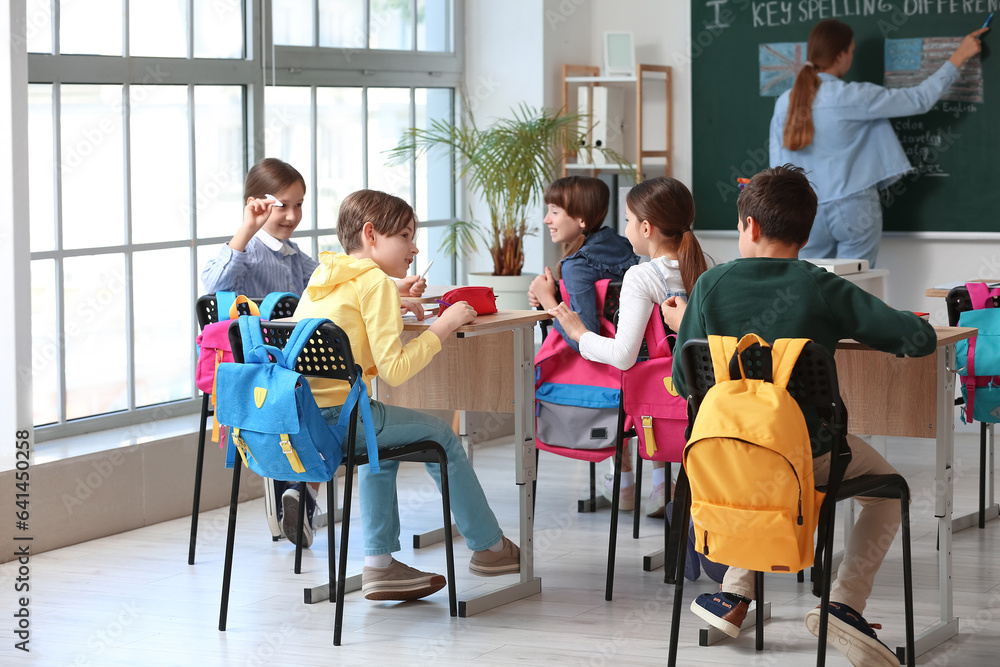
[195,292,297,441]
[535,279,623,450]
[621,308,687,462]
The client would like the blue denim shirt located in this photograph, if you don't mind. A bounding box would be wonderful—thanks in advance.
[555,226,639,352]
[769,62,959,203]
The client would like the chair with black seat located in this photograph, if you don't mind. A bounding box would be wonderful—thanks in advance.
[535,279,634,513]
[666,338,915,667]
[217,318,457,645]
[946,284,999,529]
[188,292,299,565]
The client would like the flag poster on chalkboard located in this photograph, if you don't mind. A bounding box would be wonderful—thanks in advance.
[691,0,998,234]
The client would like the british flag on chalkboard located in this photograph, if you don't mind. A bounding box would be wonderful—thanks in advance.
[885,37,983,103]
[759,42,807,97]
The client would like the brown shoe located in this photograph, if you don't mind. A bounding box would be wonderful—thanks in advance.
[469,537,520,576]
[361,559,446,601]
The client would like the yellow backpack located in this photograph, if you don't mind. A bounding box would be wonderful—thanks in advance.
[683,333,825,574]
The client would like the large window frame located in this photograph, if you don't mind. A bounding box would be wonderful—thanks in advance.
[22,0,464,442]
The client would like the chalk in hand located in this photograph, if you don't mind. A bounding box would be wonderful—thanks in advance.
[264,194,284,207]
[418,258,435,281]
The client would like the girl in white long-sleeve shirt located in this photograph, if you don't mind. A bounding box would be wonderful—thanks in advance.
[549,177,709,516]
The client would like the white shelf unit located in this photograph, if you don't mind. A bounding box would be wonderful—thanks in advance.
[560,63,672,179]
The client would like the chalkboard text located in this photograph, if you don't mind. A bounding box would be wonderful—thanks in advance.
[746,0,1000,27]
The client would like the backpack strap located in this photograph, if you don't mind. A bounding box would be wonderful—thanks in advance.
[337,370,380,473]
[216,291,237,320]
[238,315,285,365]
[259,291,298,319]
[708,335,739,382]
[228,295,262,320]
[770,339,810,390]
[279,318,332,370]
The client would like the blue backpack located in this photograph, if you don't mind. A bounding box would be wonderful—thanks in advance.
[215,316,379,482]
[955,282,1000,423]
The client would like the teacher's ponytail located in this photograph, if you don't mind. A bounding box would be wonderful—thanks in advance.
[783,19,853,151]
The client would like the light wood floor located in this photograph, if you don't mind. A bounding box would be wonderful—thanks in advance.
[12,433,1000,666]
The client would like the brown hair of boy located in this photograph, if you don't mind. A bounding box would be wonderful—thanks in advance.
[243,157,306,200]
[736,164,817,248]
[783,19,854,151]
[625,177,707,296]
[336,189,416,253]
[544,176,610,276]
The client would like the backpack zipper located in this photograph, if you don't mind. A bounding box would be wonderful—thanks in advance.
[706,438,805,525]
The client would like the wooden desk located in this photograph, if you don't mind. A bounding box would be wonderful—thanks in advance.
[835,326,975,659]
[377,310,550,616]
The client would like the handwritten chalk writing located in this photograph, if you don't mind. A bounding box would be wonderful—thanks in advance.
[746,0,1000,27]
[940,100,979,117]
[706,0,733,28]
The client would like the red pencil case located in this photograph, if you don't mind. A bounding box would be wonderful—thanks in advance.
[439,286,498,315]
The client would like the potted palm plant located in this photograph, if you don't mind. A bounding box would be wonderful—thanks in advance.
[387,103,634,306]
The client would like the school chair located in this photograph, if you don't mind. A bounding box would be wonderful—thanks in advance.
[188,292,299,565]
[946,285,998,529]
[534,280,632,513]
[218,318,457,646]
[666,338,915,667]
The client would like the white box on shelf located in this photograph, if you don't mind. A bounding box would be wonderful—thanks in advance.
[803,258,870,275]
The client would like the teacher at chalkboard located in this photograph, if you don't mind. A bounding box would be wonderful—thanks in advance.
[769,19,986,267]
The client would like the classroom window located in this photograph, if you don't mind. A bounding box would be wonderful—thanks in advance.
[24,0,462,439]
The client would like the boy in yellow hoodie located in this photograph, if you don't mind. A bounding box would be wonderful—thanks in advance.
[294,189,520,601]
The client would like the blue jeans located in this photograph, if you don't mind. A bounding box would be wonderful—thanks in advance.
[800,186,882,268]
[320,400,504,556]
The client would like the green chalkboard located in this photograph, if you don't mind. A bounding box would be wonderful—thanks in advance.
[691,0,998,232]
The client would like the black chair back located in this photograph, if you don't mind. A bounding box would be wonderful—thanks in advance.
[227,318,356,386]
[946,285,1000,326]
[196,293,300,331]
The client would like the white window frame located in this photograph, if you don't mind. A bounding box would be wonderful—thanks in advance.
[18,0,464,442]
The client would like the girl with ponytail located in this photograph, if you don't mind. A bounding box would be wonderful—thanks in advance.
[548,177,711,518]
[770,19,986,266]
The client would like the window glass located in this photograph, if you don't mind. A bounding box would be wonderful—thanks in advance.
[131,86,190,244]
[134,248,192,407]
[195,86,245,240]
[272,0,313,46]
[264,86,313,229]
[367,88,411,203]
[417,0,452,52]
[28,84,55,253]
[319,0,365,49]
[196,244,217,295]
[60,85,125,249]
[318,234,343,254]
[129,0,187,58]
[60,0,122,56]
[30,260,58,426]
[25,0,53,54]
[194,0,244,58]
[370,0,413,51]
[317,87,363,233]
[414,87,453,222]
[63,254,128,420]
[415,225,449,285]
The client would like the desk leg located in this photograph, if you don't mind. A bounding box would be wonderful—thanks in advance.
[459,326,542,616]
[902,346,960,658]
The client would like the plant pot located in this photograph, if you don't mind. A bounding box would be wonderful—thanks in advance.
[468,272,537,311]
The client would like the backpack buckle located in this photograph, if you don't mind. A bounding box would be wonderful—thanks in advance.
[280,435,306,474]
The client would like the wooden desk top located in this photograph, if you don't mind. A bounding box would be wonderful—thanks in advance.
[402,309,551,335]
[837,326,976,351]
[925,279,1000,298]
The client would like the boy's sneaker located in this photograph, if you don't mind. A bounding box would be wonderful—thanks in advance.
[602,474,635,512]
[666,501,700,581]
[361,559,446,601]
[805,602,900,667]
[469,536,521,576]
[263,478,286,539]
[690,592,749,639]
[281,484,317,549]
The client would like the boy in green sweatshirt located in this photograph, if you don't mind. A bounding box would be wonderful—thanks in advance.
[663,165,934,667]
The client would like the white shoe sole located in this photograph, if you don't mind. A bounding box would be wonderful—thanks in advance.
[805,608,900,667]
[262,477,282,539]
